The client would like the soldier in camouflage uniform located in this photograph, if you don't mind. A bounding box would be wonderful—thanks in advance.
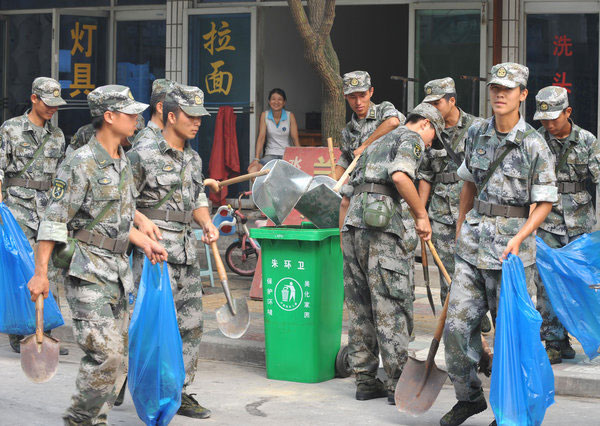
[533,86,600,364]
[335,71,406,229]
[128,83,219,419]
[131,78,175,148]
[26,85,167,426]
[418,77,484,306]
[0,77,69,354]
[441,64,558,426]
[341,103,442,404]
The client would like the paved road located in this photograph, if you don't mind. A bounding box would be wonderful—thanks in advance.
[1,336,599,426]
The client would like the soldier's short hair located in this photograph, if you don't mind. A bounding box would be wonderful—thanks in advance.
[149,92,166,117]
[91,115,104,130]
[162,99,181,125]
[443,93,457,102]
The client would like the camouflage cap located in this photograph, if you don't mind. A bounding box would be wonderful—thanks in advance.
[343,71,371,95]
[151,78,176,98]
[32,77,66,107]
[87,85,149,117]
[423,77,456,102]
[487,62,529,88]
[534,86,569,120]
[407,102,445,142]
[165,83,210,117]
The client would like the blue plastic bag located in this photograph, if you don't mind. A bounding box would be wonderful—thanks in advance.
[0,203,64,334]
[128,259,185,426]
[490,254,555,426]
[536,232,600,359]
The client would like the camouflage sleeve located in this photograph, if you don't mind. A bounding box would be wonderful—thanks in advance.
[585,131,600,184]
[377,101,400,120]
[38,160,89,243]
[529,137,558,203]
[417,149,435,182]
[0,127,6,183]
[336,127,353,169]
[388,135,424,180]
[457,126,476,182]
[192,155,208,210]
[126,149,146,193]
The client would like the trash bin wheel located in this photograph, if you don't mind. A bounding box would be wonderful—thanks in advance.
[335,345,352,378]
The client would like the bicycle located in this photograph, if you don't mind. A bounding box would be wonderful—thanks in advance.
[220,191,261,277]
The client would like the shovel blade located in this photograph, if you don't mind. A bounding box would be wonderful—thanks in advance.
[20,333,59,383]
[395,356,448,415]
[216,297,250,339]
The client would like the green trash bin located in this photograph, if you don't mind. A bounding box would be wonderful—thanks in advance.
[250,224,344,383]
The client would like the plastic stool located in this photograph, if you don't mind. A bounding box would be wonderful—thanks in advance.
[193,229,215,287]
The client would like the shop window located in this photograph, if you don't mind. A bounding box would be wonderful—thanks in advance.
[58,14,108,139]
[116,20,166,123]
[4,14,52,120]
[526,14,599,134]
[414,9,481,116]
[0,0,108,9]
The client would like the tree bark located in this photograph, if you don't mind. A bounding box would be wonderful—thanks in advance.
[288,0,345,146]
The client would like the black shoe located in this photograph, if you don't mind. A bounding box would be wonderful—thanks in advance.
[177,393,211,419]
[481,315,492,334]
[490,420,497,426]
[545,341,562,365]
[387,390,395,405]
[8,334,23,353]
[440,397,487,426]
[114,379,127,407]
[60,346,69,356]
[355,378,387,401]
[560,337,576,359]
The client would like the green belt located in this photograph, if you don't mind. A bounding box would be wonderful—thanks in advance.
[474,199,528,218]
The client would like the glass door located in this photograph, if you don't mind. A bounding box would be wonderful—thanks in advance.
[409,2,487,116]
[115,9,166,123]
[57,9,109,139]
[185,7,256,194]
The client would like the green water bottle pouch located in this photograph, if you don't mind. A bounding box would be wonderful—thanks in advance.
[362,192,394,229]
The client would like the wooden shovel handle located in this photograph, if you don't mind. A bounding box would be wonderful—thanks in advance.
[210,169,270,189]
[333,154,361,192]
[327,137,336,177]
[210,241,228,282]
[35,294,44,344]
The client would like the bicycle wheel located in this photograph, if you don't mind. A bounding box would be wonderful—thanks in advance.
[225,241,258,277]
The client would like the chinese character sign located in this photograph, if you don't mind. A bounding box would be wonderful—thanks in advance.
[188,14,250,104]
[526,14,598,134]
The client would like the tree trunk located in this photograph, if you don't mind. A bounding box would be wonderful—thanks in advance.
[288,0,345,146]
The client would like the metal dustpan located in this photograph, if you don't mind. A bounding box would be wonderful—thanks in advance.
[20,295,60,383]
[252,160,313,225]
[295,175,341,228]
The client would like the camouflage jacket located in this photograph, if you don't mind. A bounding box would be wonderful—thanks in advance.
[127,132,208,265]
[38,137,137,292]
[342,126,423,254]
[65,123,94,158]
[537,122,600,236]
[0,111,66,235]
[337,102,406,169]
[456,116,558,270]
[418,109,484,225]
[132,120,161,148]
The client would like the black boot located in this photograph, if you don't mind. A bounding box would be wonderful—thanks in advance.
[114,378,127,407]
[560,337,576,359]
[355,378,387,401]
[440,397,487,426]
[177,393,211,419]
[481,315,492,334]
[545,341,562,365]
[387,390,395,405]
[8,334,23,353]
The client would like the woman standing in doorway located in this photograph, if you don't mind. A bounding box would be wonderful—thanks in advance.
[248,88,300,173]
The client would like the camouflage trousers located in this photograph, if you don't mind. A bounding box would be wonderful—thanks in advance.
[133,250,204,389]
[444,255,535,401]
[63,276,129,425]
[431,220,456,304]
[535,229,581,342]
[342,227,414,391]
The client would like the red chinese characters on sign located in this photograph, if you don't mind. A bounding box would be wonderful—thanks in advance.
[553,72,573,93]
[553,35,573,57]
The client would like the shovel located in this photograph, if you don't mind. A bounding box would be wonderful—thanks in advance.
[20,294,59,383]
[204,170,269,193]
[210,242,250,339]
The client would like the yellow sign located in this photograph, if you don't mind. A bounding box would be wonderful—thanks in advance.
[70,22,97,58]
[69,63,95,97]
[202,21,236,56]
[205,60,233,96]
